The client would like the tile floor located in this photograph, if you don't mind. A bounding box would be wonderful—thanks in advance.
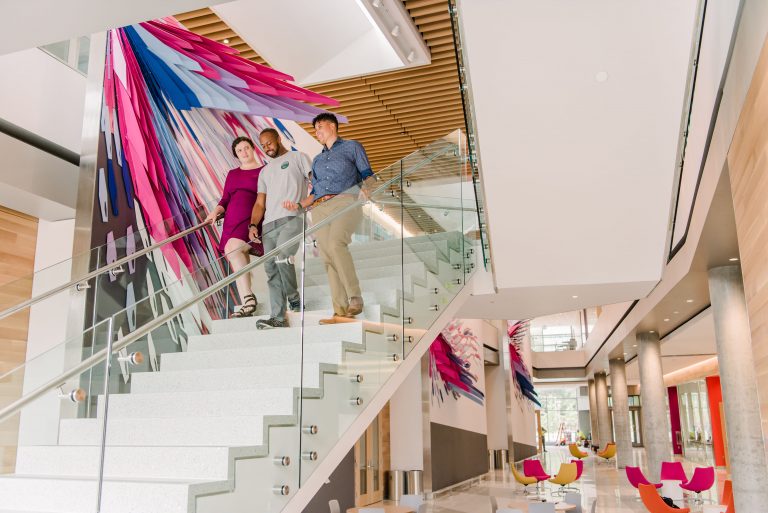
[380,447,728,512]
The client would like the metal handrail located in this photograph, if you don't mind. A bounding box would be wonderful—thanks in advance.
[0,221,212,321]
[0,143,459,425]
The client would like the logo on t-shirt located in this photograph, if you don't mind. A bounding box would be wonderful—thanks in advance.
[281,161,289,169]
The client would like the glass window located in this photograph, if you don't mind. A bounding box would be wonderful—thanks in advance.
[41,40,70,62]
[539,387,582,445]
[77,35,90,74]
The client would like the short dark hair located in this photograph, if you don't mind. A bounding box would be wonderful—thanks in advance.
[312,113,339,130]
[231,136,254,157]
[259,128,279,140]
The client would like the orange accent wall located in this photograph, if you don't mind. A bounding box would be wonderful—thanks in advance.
[706,376,726,467]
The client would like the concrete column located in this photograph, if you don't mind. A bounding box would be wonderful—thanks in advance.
[637,331,671,482]
[588,379,599,447]
[594,372,612,448]
[609,358,633,468]
[708,265,768,511]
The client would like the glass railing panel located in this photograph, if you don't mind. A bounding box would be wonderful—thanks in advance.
[0,319,113,513]
[0,198,221,341]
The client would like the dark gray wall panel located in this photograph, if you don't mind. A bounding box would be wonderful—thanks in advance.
[303,448,355,513]
[512,442,537,462]
[430,422,488,491]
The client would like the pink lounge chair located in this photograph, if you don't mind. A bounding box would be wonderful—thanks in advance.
[571,459,584,480]
[680,466,715,503]
[626,466,662,489]
[660,461,688,482]
[523,458,551,482]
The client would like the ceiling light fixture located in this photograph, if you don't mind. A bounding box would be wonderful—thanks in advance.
[686,299,694,303]
[358,0,430,67]
[673,311,679,314]
[649,330,655,333]
[729,257,739,262]
[595,71,609,82]
[572,295,578,299]
[633,344,638,347]
[663,318,670,322]
[222,38,230,44]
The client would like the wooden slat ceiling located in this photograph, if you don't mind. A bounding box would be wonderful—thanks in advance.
[175,0,465,173]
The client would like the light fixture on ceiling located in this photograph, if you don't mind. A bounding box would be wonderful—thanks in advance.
[222,38,230,44]
[359,0,430,67]
[572,295,578,299]
[633,344,638,347]
[673,311,679,314]
[729,257,739,261]
[649,330,655,333]
[686,299,694,303]
[663,318,670,322]
[595,71,609,83]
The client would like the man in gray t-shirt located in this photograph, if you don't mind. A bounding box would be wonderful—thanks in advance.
[249,128,312,329]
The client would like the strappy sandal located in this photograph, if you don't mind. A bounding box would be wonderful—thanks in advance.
[231,294,257,318]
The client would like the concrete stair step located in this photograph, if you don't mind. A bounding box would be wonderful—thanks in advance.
[187,322,363,352]
[59,416,267,447]
[130,363,326,393]
[15,445,231,481]
[99,387,294,420]
[160,341,348,372]
[0,475,200,513]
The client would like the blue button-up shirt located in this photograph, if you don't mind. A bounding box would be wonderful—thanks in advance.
[311,137,374,198]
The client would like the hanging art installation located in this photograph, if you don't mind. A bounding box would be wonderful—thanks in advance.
[80,17,342,401]
[507,320,541,407]
[429,320,485,405]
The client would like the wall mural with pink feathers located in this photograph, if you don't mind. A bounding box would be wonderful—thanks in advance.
[507,320,540,407]
[80,18,340,408]
[429,320,485,405]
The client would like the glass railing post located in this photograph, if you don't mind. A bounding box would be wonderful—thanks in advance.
[95,316,114,513]
[298,208,307,488]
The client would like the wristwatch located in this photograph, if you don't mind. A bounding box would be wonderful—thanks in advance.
[248,223,258,229]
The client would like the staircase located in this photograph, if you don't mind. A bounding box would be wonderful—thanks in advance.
[1,231,477,513]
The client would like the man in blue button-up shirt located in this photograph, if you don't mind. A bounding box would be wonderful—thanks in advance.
[284,113,375,324]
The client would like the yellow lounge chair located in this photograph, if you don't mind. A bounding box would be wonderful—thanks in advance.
[568,443,588,459]
[548,462,578,495]
[511,464,539,495]
[597,442,616,461]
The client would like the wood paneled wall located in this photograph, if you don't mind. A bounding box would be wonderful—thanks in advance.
[0,206,38,473]
[727,34,768,466]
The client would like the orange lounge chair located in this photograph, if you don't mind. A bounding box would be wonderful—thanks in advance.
[639,483,690,513]
[597,442,616,461]
[548,463,578,495]
[511,464,539,495]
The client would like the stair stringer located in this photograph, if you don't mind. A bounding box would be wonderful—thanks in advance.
[282,270,478,513]
[191,331,398,513]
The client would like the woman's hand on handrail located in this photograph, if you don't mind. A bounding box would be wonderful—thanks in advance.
[204,205,225,224]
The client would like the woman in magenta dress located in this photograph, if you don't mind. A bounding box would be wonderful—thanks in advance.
[205,136,264,317]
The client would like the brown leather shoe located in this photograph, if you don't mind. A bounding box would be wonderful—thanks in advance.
[346,296,364,316]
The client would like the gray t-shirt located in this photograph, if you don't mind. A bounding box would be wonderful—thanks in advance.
[258,150,312,225]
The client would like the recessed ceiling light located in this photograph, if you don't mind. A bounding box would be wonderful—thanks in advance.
[649,330,655,333]
[391,25,401,37]
[595,71,609,83]
[633,344,638,347]
[222,38,230,44]
[729,257,739,262]
[407,50,415,63]
[572,295,578,299]
[664,318,670,322]
[673,311,679,314]
[686,299,694,303]
[372,0,383,7]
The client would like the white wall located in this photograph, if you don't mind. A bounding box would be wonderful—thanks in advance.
[18,218,76,445]
[0,48,86,153]
[389,364,424,470]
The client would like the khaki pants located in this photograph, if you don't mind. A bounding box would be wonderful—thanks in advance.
[311,195,362,316]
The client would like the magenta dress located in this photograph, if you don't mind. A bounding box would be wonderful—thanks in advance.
[217,166,264,256]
